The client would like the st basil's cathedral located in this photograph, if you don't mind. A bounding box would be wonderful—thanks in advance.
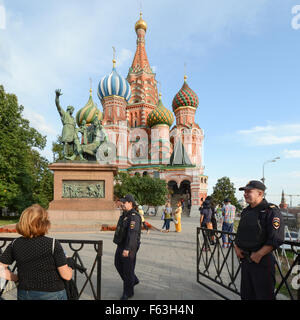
[75,13,208,216]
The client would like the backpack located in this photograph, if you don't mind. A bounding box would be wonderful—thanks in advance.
[200,207,212,221]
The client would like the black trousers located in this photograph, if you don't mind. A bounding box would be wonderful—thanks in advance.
[114,246,139,297]
[240,252,276,300]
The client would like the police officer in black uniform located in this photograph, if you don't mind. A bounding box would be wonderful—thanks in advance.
[113,194,141,300]
[234,180,284,300]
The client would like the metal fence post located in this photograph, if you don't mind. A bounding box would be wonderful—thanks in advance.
[298,254,300,301]
[97,240,103,300]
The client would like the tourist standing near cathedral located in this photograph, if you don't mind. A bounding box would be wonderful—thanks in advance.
[138,205,150,234]
[113,194,141,300]
[161,201,172,233]
[221,198,236,248]
[174,201,182,232]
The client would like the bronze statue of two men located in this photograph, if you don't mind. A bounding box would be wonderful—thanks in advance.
[55,89,108,161]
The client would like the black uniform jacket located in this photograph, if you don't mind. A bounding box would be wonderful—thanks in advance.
[235,199,284,252]
[114,208,141,252]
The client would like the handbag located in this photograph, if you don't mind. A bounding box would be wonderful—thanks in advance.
[206,222,213,229]
[52,238,84,300]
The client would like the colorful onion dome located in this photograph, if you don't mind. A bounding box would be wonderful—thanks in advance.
[147,94,174,128]
[76,90,103,126]
[97,62,131,102]
[135,12,147,33]
[172,76,199,112]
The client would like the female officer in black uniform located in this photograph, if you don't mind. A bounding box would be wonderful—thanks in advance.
[234,181,284,300]
[113,194,141,300]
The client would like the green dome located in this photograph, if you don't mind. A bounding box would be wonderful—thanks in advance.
[76,92,103,126]
[147,95,174,128]
[172,77,199,111]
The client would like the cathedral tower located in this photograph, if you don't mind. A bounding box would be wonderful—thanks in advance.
[97,57,132,168]
[147,93,174,164]
[126,12,159,128]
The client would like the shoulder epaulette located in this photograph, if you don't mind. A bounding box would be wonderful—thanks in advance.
[268,203,279,210]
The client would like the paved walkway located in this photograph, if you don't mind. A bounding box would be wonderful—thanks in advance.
[1,216,236,300]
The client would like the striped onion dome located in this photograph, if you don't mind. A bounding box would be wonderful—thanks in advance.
[147,94,174,128]
[97,65,131,102]
[76,91,103,126]
[172,76,199,112]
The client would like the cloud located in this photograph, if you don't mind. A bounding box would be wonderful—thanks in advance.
[237,123,300,146]
[284,149,300,159]
[151,66,157,73]
[23,109,57,136]
[286,171,300,178]
[238,125,273,135]
[118,48,133,67]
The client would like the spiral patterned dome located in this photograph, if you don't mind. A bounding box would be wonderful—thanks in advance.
[172,77,199,112]
[147,95,174,128]
[76,92,103,126]
[97,66,131,102]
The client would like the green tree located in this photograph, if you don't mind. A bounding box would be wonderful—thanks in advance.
[0,85,53,214]
[52,135,64,161]
[114,172,168,207]
[211,176,242,211]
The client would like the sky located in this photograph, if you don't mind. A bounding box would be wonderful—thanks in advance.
[0,0,300,206]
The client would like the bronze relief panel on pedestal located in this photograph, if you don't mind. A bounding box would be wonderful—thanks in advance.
[62,180,105,198]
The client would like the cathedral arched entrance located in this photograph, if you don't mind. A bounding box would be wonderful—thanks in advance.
[179,180,191,215]
[167,180,191,215]
[168,180,179,197]
[179,180,191,196]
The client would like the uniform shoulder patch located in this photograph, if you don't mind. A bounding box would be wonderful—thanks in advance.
[269,205,276,208]
[272,217,280,230]
[130,221,136,229]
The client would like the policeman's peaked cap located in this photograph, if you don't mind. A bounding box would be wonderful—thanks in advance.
[120,194,136,205]
[239,180,266,192]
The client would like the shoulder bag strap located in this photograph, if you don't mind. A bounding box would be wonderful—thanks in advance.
[52,237,55,255]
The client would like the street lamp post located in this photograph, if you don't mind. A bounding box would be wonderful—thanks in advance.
[261,157,280,185]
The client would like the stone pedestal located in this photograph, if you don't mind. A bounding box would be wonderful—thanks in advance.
[48,162,121,231]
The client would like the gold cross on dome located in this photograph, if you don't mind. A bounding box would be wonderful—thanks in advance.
[112,46,116,67]
[89,77,92,95]
[158,81,162,97]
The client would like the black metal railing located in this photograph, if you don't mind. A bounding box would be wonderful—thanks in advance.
[197,227,300,300]
[0,237,103,300]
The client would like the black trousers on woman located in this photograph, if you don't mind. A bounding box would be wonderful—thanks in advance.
[114,246,139,297]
